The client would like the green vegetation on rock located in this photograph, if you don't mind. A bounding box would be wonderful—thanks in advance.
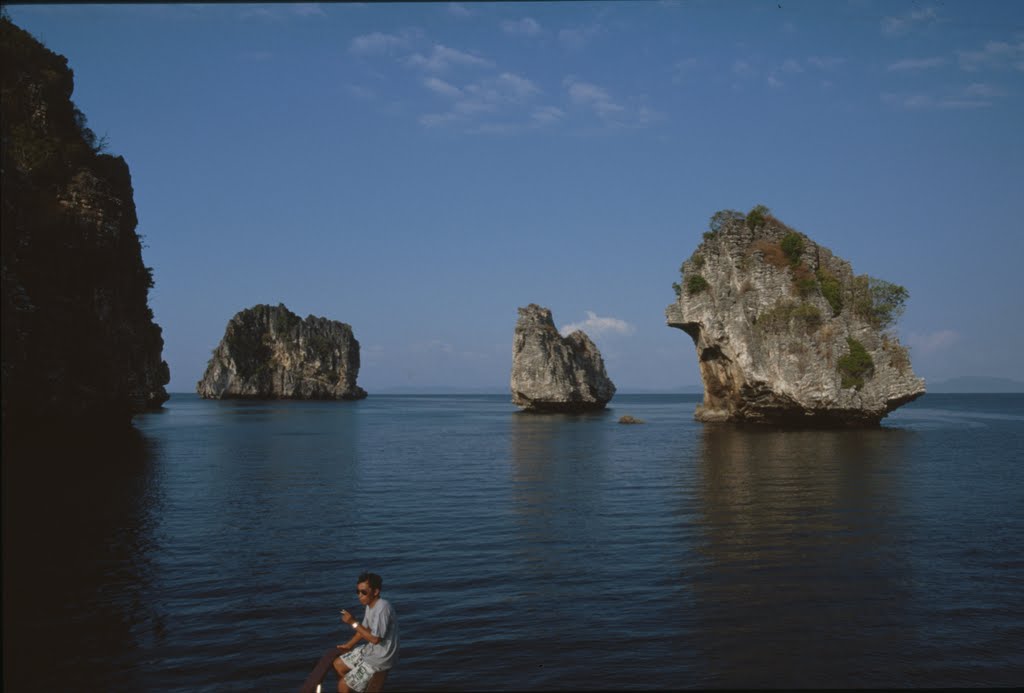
[817,268,843,315]
[756,300,823,334]
[838,338,874,389]
[686,274,709,295]
[745,204,770,230]
[851,276,909,330]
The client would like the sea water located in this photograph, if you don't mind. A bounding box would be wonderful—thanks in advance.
[4,393,1023,690]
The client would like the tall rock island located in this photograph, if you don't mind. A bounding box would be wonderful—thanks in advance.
[666,207,924,426]
[197,303,367,400]
[1,17,169,430]
[510,304,616,412]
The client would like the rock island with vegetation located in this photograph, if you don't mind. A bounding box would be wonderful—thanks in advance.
[1,16,169,431]
[197,303,367,400]
[666,206,925,426]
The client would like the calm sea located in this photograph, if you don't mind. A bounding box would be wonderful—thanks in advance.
[4,393,1023,691]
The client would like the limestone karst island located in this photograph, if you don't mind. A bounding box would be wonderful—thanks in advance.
[1,16,169,431]
[510,304,616,412]
[197,303,367,400]
[666,206,925,426]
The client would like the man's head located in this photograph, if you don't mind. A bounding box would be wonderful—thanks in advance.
[357,572,382,607]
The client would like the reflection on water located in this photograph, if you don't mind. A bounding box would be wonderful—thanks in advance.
[692,425,918,687]
[3,427,161,691]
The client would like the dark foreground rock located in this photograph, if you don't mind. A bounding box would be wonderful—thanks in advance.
[1,17,169,431]
[510,304,615,412]
[197,303,367,400]
[666,207,924,426]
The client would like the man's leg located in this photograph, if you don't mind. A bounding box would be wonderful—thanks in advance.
[333,656,351,693]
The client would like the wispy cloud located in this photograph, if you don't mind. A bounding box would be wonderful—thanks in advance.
[905,329,959,354]
[563,77,661,128]
[419,72,542,129]
[958,40,1024,72]
[241,3,327,21]
[407,44,493,72]
[502,17,542,37]
[447,3,473,18]
[882,6,938,36]
[560,311,635,338]
[806,56,846,70]
[531,105,565,124]
[887,57,948,71]
[423,76,463,98]
[349,32,408,56]
[882,89,994,110]
[559,24,603,51]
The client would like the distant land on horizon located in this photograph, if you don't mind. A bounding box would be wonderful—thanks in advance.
[166,379,1024,397]
[925,376,1024,393]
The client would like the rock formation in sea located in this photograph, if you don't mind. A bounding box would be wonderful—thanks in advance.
[510,304,616,412]
[197,303,367,400]
[665,206,925,426]
[1,16,170,431]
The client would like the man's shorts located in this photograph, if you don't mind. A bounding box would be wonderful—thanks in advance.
[339,647,382,692]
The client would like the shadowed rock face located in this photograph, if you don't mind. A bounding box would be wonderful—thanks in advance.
[197,304,367,400]
[1,17,169,430]
[666,212,925,427]
[510,304,615,412]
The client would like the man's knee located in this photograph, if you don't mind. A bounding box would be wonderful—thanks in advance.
[333,657,349,677]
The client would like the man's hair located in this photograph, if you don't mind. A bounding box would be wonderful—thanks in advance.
[358,572,382,592]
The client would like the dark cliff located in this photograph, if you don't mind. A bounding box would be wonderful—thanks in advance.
[1,17,169,430]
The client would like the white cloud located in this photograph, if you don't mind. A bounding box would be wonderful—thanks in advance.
[905,329,959,354]
[559,24,602,51]
[560,311,636,338]
[781,59,804,74]
[887,57,947,71]
[882,81,1002,110]
[807,56,846,70]
[407,44,493,71]
[958,40,1024,72]
[882,6,937,36]
[291,3,326,18]
[423,76,463,98]
[496,72,540,101]
[447,3,473,18]
[531,105,565,124]
[732,59,755,78]
[418,73,540,129]
[562,77,661,128]
[349,32,408,56]
[502,17,542,37]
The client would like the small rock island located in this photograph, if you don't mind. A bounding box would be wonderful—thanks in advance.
[510,304,616,412]
[197,303,367,400]
[666,206,925,426]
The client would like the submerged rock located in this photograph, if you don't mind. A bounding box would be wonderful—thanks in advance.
[510,304,615,412]
[618,415,645,425]
[665,207,924,426]
[198,303,367,400]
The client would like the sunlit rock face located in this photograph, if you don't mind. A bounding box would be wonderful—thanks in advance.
[198,303,367,400]
[510,304,615,412]
[666,210,924,426]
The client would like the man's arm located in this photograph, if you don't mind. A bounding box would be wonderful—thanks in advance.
[341,609,382,645]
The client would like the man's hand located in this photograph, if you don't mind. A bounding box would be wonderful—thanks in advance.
[340,609,355,625]
[336,643,353,652]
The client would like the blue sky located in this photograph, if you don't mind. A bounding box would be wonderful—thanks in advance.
[9,1,1024,393]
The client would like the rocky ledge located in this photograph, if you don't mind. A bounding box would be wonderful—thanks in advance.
[197,303,367,400]
[666,207,925,427]
[510,304,616,412]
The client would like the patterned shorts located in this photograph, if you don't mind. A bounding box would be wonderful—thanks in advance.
[339,648,382,693]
